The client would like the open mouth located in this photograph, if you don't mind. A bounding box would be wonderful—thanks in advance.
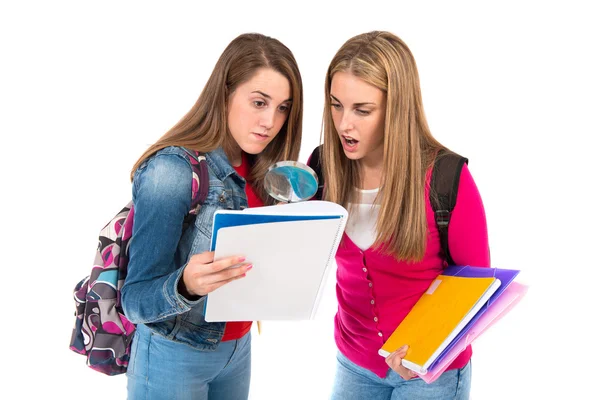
[343,135,358,146]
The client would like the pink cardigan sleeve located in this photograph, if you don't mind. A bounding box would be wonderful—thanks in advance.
[447,164,491,268]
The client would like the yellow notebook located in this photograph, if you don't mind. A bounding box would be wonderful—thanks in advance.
[378,275,500,374]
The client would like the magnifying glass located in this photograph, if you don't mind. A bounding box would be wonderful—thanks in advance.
[264,161,319,203]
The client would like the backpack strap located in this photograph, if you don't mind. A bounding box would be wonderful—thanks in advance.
[185,149,210,212]
[429,150,468,266]
[308,145,324,200]
[181,148,210,232]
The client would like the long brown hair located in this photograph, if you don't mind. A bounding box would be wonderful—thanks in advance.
[131,33,303,205]
[322,31,446,261]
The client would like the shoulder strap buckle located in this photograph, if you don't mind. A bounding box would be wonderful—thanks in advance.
[435,210,450,227]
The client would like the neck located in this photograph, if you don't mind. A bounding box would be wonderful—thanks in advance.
[225,143,243,167]
[359,151,384,190]
[231,155,242,167]
[231,151,243,167]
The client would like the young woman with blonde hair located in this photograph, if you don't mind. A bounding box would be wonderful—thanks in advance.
[310,31,489,399]
[122,33,303,399]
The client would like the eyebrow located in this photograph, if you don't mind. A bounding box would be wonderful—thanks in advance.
[252,91,292,102]
[330,94,376,107]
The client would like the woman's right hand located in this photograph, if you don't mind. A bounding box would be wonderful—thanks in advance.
[385,345,418,380]
[180,251,252,297]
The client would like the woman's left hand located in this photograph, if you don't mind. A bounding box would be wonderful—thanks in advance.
[385,345,418,380]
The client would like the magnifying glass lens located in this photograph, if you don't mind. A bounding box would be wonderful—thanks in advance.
[264,161,319,203]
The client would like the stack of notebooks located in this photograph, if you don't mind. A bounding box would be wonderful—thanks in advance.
[378,265,528,383]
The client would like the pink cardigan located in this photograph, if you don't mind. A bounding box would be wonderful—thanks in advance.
[334,164,490,378]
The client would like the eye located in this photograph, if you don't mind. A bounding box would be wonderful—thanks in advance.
[355,109,371,116]
[253,100,267,108]
[278,104,291,113]
[331,103,342,110]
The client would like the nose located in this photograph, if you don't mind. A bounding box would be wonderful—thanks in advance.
[338,110,354,133]
[260,109,276,131]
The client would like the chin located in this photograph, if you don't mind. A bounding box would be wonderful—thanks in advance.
[242,143,269,155]
[342,149,364,160]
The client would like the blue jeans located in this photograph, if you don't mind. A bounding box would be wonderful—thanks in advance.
[331,352,471,400]
[127,324,251,399]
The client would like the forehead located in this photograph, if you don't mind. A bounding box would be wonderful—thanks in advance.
[239,68,291,101]
[331,71,384,103]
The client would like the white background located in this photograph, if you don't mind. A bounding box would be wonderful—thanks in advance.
[1,1,598,399]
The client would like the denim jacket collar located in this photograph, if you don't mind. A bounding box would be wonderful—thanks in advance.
[205,147,245,186]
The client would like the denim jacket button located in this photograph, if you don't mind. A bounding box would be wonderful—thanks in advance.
[219,193,226,203]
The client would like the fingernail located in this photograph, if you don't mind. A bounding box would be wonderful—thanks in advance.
[238,256,246,262]
[246,264,253,271]
[401,345,408,351]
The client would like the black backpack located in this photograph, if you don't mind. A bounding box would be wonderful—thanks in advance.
[307,146,467,265]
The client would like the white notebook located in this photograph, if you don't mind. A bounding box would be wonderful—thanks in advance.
[204,201,347,322]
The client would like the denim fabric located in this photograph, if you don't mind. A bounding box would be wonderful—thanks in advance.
[127,324,251,399]
[331,351,471,400]
[121,146,248,350]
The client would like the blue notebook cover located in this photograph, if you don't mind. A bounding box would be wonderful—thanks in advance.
[210,213,340,250]
[427,266,520,370]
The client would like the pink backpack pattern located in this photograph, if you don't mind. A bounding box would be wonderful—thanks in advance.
[69,150,208,375]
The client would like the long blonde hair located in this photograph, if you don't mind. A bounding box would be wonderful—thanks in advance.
[131,33,303,205]
[322,31,446,261]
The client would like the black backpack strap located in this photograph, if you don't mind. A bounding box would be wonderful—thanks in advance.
[308,145,324,200]
[430,150,468,266]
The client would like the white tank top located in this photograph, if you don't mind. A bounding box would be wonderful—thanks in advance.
[345,188,380,250]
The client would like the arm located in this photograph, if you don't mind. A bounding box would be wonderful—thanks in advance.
[447,164,491,268]
[122,153,200,324]
[121,152,252,324]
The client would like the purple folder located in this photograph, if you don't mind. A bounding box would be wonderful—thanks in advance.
[420,281,528,383]
[426,266,520,371]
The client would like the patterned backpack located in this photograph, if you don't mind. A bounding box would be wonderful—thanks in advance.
[69,149,209,375]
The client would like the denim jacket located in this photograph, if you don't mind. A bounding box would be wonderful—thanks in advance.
[121,146,248,350]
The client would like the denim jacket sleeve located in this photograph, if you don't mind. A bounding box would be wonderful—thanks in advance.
[121,152,203,324]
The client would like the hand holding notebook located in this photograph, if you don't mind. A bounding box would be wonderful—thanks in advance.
[383,344,419,381]
[378,272,502,374]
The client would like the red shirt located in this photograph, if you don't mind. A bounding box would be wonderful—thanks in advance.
[221,153,264,341]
